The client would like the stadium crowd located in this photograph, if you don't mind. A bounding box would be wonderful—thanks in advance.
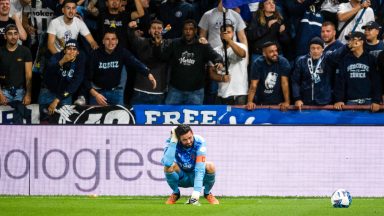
[1,0,384,120]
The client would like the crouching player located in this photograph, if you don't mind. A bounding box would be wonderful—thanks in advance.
[161,124,219,205]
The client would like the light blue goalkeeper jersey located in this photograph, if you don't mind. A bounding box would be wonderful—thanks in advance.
[162,135,207,192]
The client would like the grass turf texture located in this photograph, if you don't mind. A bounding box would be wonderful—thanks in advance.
[1,196,384,216]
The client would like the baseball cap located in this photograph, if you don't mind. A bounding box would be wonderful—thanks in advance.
[65,39,78,49]
[4,24,18,33]
[344,31,365,41]
[362,21,382,30]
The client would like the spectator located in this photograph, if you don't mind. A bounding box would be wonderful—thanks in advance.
[246,0,289,63]
[337,0,374,44]
[135,0,152,37]
[47,0,98,55]
[93,0,143,48]
[128,20,171,105]
[362,21,384,57]
[321,0,341,27]
[0,24,32,106]
[0,0,27,46]
[334,31,381,112]
[294,0,324,57]
[85,30,156,106]
[292,37,349,108]
[208,24,248,105]
[199,0,247,49]
[39,39,85,116]
[198,0,247,104]
[246,41,290,111]
[156,19,223,105]
[321,21,344,53]
[156,0,196,39]
[376,49,384,102]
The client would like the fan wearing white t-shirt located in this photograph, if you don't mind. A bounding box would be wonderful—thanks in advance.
[47,0,98,54]
[337,0,374,44]
[208,24,248,105]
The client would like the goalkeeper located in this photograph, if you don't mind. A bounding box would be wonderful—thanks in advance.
[161,124,219,205]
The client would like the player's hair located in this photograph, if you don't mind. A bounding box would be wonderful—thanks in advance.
[175,124,192,139]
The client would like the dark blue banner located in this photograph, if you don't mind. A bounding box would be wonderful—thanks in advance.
[133,105,384,125]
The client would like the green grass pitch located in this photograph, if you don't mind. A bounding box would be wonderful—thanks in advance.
[1,196,384,216]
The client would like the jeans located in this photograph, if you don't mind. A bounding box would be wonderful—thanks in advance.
[130,90,165,105]
[38,88,72,106]
[165,86,204,105]
[2,87,25,102]
[38,88,72,120]
[89,88,124,106]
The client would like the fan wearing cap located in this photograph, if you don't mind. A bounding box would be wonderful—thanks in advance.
[292,36,351,109]
[333,31,382,112]
[39,39,85,115]
[362,21,384,56]
[0,24,32,106]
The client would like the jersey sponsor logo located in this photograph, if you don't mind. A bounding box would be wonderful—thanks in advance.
[179,51,195,66]
[98,61,119,69]
[17,58,23,62]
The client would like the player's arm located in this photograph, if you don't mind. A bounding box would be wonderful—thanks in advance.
[190,140,207,201]
[161,127,178,167]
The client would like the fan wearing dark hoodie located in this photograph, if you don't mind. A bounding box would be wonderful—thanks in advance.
[84,29,157,106]
[39,39,85,115]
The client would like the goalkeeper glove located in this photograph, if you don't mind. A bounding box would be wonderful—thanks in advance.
[185,198,201,206]
[185,191,200,206]
[170,126,178,143]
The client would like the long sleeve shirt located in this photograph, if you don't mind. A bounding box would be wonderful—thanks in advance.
[162,135,207,193]
[44,51,85,100]
[85,47,150,91]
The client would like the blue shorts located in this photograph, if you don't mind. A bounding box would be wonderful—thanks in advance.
[178,170,209,188]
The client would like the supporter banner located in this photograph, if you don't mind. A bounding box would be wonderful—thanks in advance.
[2,104,384,125]
[0,126,383,196]
[49,105,135,124]
[133,105,384,125]
[0,104,40,124]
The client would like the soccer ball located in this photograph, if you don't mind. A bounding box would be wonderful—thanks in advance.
[331,189,352,208]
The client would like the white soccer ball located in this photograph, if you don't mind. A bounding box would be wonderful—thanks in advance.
[331,189,352,208]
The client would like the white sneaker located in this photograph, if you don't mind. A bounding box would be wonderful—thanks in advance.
[74,96,86,106]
